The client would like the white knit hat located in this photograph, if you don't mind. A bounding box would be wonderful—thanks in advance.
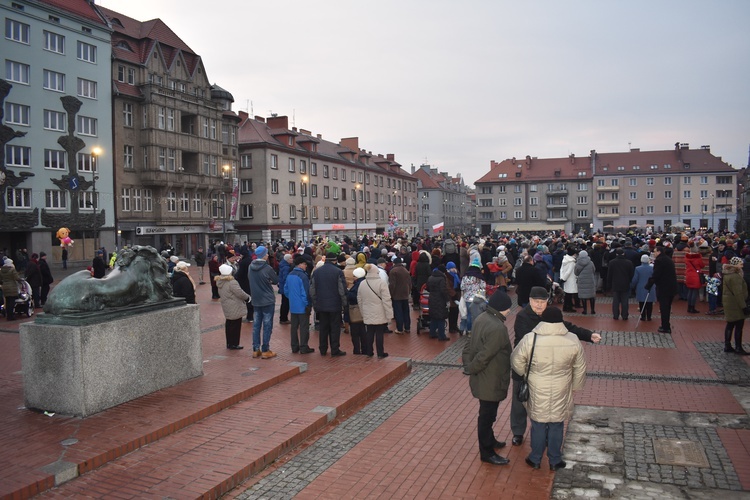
[219,264,233,275]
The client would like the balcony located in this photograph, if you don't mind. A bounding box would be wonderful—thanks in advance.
[546,188,568,195]
[596,212,619,218]
[596,200,620,206]
[140,170,228,191]
[546,217,569,223]
[596,185,620,192]
[546,203,568,209]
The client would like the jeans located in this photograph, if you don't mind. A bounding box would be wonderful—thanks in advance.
[392,299,411,332]
[529,420,565,466]
[252,304,275,352]
[708,294,718,312]
[611,290,629,319]
[478,399,501,459]
[429,318,447,340]
[687,288,699,309]
[290,312,310,351]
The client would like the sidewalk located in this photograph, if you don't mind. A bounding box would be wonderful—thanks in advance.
[0,270,747,499]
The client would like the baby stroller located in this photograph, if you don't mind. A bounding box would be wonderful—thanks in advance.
[548,281,564,305]
[416,284,430,334]
[1,279,34,319]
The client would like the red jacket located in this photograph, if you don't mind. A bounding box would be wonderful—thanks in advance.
[684,252,705,289]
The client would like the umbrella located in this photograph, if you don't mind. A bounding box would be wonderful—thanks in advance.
[629,223,639,228]
[672,222,687,229]
[603,224,614,229]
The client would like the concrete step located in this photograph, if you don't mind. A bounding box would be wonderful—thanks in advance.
[38,356,411,499]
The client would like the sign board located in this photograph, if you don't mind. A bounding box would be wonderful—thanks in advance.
[135,226,208,235]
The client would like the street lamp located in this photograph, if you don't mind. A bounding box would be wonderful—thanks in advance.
[91,147,102,251]
[354,183,360,237]
[421,192,428,236]
[301,175,308,243]
[711,194,715,233]
[222,164,230,244]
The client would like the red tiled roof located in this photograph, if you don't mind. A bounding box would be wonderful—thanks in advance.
[412,168,441,189]
[476,155,591,184]
[40,0,107,25]
[113,81,142,98]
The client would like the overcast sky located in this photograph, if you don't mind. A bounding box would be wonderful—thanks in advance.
[100,0,750,186]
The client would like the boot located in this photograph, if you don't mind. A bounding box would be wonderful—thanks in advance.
[590,300,596,315]
[735,329,749,355]
[725,327,736,353]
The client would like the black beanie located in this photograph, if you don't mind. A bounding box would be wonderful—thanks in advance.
[488,291,512,312]
[540,307,564,324]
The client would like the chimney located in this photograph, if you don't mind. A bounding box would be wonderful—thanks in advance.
[300,128,311,135]
[238,110,249,121]
[590,149,597,175]
[569,153,575,164]
[266,115,289,129]
[411,163,415,174]
[316,134,322,139]
[255,115,265,123]
[387,153,395,162]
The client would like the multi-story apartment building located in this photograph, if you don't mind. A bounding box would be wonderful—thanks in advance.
[98,7,239,257]
[474,155,594,235]
[412,164,471,236]
[1,0,113,260]
[474,144,738,235]
[236,114,418,242]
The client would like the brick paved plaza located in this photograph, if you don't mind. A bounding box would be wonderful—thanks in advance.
[0,265,748,499]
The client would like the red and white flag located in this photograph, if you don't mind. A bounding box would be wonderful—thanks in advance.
[432,222,444,233]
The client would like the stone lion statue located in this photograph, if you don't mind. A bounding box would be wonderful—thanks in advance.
[44,245,173,315]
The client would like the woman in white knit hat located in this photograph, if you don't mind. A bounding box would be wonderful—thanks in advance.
[215,264,250,350]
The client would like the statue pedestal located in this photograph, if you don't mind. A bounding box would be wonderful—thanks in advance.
[19,304,203,417]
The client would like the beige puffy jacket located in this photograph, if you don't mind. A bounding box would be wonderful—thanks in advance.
[357,265,393,325]
[510,321,586,423]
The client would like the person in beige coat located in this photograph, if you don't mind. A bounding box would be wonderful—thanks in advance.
[358,263,393,358]
[215,264,250,350]
[511,307,586,471]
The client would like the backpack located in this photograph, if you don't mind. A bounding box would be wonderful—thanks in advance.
[443,239,457,255]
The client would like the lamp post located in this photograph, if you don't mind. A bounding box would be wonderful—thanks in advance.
[91,147,102,251]
[222,164,230,244]
[301,175,308,243]
[421,192,427,236]
[354,183,360,237]
[711,194,715,232]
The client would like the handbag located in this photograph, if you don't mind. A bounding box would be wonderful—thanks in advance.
[517,332,537,403]
[349,303,364,323]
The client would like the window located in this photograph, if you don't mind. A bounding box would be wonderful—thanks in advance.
[664,177,672,185]
[77,116,97,136]
[323,164,329,178]
[5,102,29,126]
[665,190,672,199]
[530,210,538,219]
[683,177,691,184]
[499,211,507,219]
[270,154,278,169]
[157,107,165,129]
[241,204,254,218]
[611,192,619,201]
[529,197,538,205]
[167,109,174,131]
[180,192,189,212]
[289,205,297,219]
[288,158,295,172]
[646,192,654,199]
[499,185,506,193]
[6,60,29,84]
[514,185,522,193]
[44,110,66,131]
[123,145,134,169]
[629,206,637,214]
[5,19,29,43]
[143,189,152,212]
[123,103,133,127]
[77,41,97,63]
[629,192,637,200]
[332,166,338,180]
[202,117,208,137]
[6,145,30,167]
[665,205,672,213]
[629,178,637,186]
[45,190,67,209]
[163,191,177,212]
[340,167,345,181]
[683,205,691,213]
[271,203,279,218]
[311,162,317,176]
[271,178,279,194]
[289,181,296,196]
[479,199,493,207]
[514,210,523,219]
[499,198,507,206]
[43,149,65,170]
[529,184,537,192]
[7,187,31,208]
[241,154,252,169]
[683,190,691,199]
[241,179,253,193]
[77,78,101,100]
[311,184,318,197]
[333,187,339,200]
[191,192,201,213]
[577,210,588,218]
[324,186,330,199]
[324,207,330,219]
[121,187,131,211]
[597,179,605,187]
[210,119,216,139]
[611,179,619,186]
[514,197,522,206]
[700,176,708,184]
[44,31,65,53]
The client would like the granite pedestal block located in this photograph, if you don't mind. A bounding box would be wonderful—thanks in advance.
[19,304,202,417]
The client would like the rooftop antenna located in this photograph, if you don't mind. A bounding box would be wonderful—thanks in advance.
[293,109,295,128]
[628,141,631,150]
[250,100,253,116]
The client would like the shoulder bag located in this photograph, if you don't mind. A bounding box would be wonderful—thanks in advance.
[517,332,537,403]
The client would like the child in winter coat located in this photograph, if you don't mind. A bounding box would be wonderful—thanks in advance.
[706,273,722,315]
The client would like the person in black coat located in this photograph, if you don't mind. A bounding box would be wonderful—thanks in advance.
[509,287,601,445]
[607,249,635,320]
[38,252,54,306]
[427,266,452,341]
[25,253,42,308]
[515,255,548,308]
[646,245,678,333]
[92,250,107,278]
[171,262,196,304]
[235,254,254,321]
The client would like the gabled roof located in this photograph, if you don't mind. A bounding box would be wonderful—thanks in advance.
[99,6,201,76]
[476,155,591,184]
[412,167,442,189]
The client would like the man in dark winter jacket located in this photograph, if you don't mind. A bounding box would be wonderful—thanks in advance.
[388,258,412,334]
[284,256,314,354]
[509,286,601,446]
[607,248,635,320]
[310,252,348,356]
[38,252,54,306]
[248,246,279,358]
[646,245,678,333]
[235,254,253,321]
[427,266,452,340]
